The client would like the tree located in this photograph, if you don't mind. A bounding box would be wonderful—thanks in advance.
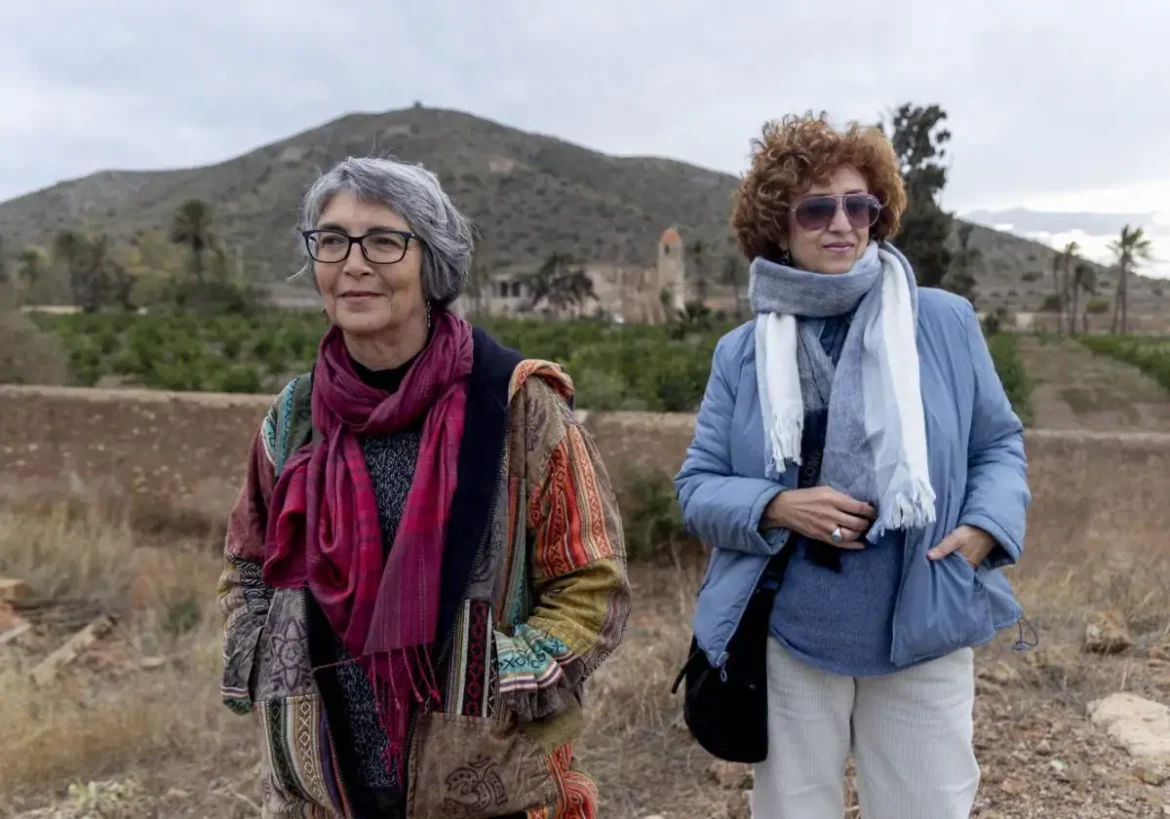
[1054,241,1081,335]
[525,253,596,316]
[1070,261,1097,334]
[169,199,217,282]
[85,235,116,311]
[1108,225,1153,335]
[884,103,954,290]
[686,239,709,304]
[720,255,747,317]
[126,229,184,307]
[462,227,498,318]
[53,229,96,310]
[16,246,47,291]
[0,235,8,286]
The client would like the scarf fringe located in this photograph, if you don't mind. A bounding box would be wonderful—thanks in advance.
[868,475,938,542]
[364,644,444,783]
[764,405,804,475]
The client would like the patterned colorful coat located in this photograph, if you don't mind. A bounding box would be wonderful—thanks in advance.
[217,328,631,818]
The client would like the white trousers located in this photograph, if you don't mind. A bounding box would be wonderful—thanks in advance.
[752,638,979,819]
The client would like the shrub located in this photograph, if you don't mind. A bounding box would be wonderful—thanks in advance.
[616,463,693,561]
[987,332,1033,424]
[1038,294,1062,313]
[1081,336,1170,392]
[0,302,71,386]
[29,313,1038,422]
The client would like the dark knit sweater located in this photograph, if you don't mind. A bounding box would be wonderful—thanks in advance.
[313,355,421,817]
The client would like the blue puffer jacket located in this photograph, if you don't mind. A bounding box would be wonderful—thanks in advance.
[675,289,1030,670]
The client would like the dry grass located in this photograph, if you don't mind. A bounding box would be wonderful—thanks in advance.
[1017,335,1170,432]
[1,502,1168,818]
[0,503,253,815]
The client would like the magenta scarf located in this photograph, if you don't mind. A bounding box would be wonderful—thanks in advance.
[262,310,474,778]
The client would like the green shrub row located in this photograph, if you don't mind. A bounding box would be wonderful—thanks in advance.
[1080,335,1170,391]
[30,312,1035,421]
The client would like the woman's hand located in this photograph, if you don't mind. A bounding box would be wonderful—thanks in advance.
[928,525,996,569]
[762,487,877,548]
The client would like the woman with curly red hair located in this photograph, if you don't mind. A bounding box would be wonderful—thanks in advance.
[675,114,1030,818]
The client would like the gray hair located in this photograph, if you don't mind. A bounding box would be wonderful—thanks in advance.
[297,157,474,306]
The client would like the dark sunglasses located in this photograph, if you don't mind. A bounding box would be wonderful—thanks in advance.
[791,193,882,232]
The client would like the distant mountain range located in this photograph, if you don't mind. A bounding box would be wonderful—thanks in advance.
[1,105,1166,316]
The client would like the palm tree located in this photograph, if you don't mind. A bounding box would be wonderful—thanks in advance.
[169,199,216,281]
[53,229,91,308]
[525,253,596,316]
[686,239,708,305]
[16,247,47,290]
[720,255,746,318]
[1108,225,1154,335]
[1070,262,1096,334]
[1059,241,1080,334]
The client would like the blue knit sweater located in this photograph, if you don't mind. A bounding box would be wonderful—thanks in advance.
[766,315,904,677]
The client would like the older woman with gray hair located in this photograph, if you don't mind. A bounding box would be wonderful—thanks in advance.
[218,157,629,819]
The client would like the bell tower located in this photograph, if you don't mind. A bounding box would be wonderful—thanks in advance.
[658,227,686,313]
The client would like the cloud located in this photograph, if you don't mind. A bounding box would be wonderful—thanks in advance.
[1,0,1168,229]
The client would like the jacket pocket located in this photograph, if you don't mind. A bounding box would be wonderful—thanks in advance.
[406,711,558,819]
[895,551,995,666]
[221,605,268,712]
[253,588,316,701]
[255,694,338,816]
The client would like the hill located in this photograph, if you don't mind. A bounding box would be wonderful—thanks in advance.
[1,105,1167,317]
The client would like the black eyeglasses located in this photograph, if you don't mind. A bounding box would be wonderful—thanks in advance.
[789,193,882,232]
[302,229,419,265]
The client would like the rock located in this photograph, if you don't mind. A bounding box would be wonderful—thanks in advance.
[978,660,1022,686]
[29,614,117,686]
[0,621,32,646]
[1136,766,1168,786]
[0,601,30,632]
[0,579,31,602]
[1084,611,1133,655]
[728,790,752,819]
[708,760,753,790]
[1089,693,1170,762]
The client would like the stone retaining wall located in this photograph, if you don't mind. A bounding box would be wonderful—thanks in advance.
[2,386,1167,565]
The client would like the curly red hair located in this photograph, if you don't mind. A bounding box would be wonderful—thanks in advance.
[731,112,907,261]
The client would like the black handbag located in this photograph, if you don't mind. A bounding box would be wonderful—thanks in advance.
[670,551,788,763]
[671,413,825,763]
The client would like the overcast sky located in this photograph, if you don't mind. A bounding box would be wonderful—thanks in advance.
[2,0,1168,274]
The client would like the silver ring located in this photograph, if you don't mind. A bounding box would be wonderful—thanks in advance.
[830,527,843,544]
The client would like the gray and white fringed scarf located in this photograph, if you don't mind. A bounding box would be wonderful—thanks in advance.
[749,241,936,542]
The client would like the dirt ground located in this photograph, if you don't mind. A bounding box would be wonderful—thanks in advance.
[1,504,1169,819]
[1017,336,1170,433]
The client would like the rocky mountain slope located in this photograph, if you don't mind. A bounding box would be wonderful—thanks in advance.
[1,105,1166,316]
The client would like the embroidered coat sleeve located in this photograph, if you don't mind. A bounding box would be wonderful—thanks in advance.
[494,377,631,722]
[216,404,278,714]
